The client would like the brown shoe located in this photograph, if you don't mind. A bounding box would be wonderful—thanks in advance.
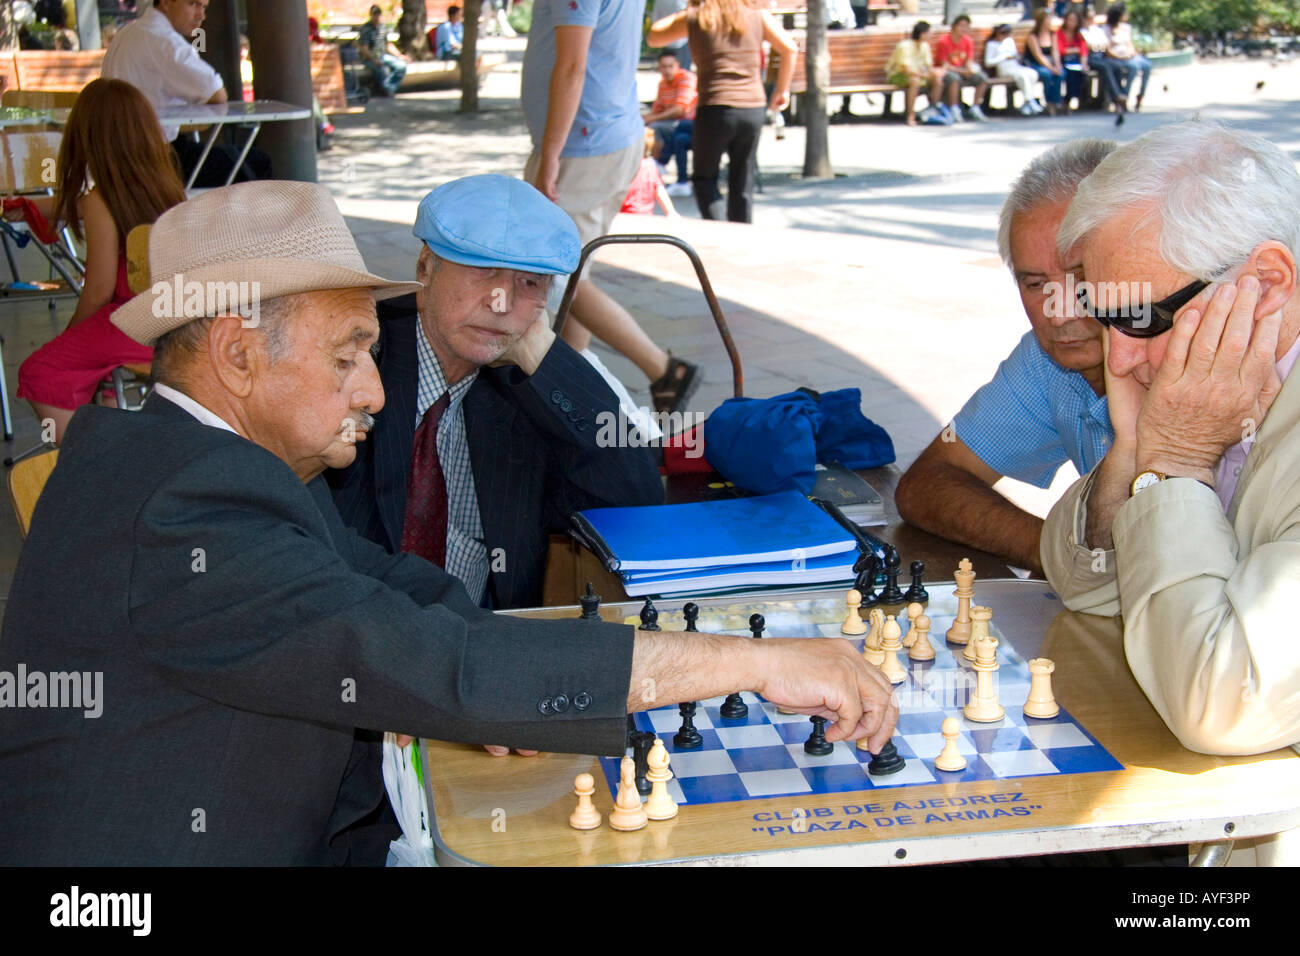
[650,355,701,415]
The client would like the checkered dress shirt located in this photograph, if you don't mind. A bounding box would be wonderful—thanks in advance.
[414,324,489,605]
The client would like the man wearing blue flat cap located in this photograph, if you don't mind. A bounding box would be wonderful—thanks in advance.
[330,175,663,616]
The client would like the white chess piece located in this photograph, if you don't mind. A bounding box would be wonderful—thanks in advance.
[902,602,923,648]
[963,611,1005,723]
[644,738,679,820]
[935,717,967,772]
[569,772,603,830]
[908,613,936,662]
[1024,658,1059,719]
[880,615,908,684]
[946,558,975,645]
[608,755,648,831]
[841,589,868,635]
[963,603,990,662]
[863,608,886,667]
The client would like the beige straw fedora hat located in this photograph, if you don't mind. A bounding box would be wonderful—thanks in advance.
[112,180,422,345]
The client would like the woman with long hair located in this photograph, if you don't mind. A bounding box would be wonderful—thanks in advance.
[650,0,796,223]
[1024,8,1064,116]
[14,78,187,441]
[1056,8,1091,111]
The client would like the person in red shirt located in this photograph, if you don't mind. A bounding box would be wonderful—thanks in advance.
[643,51,697,195]
[934,14,990,122]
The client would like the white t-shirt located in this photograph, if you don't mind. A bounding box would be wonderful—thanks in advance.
[102,7,225,142]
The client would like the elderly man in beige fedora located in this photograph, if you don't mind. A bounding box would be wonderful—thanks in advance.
[0,180,897,866]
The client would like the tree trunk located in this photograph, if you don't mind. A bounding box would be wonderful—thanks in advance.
[398,0,431,59]
[0,0,17,53]
[460,0,482,114]
[802,0,832,179]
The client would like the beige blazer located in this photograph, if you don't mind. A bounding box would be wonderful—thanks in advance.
[1040,367,1300,756]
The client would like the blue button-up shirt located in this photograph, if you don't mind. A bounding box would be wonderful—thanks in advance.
[952,330,1114,487]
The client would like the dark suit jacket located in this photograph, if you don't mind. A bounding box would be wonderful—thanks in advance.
[0,398,634,865]
[329,296,664,609]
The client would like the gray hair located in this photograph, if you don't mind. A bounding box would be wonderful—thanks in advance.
[152,293,298,388]
[1057,121,1300,279]
[998,138,1118,268]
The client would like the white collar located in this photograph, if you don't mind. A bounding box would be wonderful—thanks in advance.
[152,383,240,435]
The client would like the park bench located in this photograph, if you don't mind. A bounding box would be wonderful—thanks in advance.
[771,23,1039,121]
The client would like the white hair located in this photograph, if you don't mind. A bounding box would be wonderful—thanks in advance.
[997,139,1118,269]
[1057,121,1300,279]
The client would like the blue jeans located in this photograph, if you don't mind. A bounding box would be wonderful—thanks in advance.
[1088,52,1124,103]
[1111,55,1152,99]
[1062,53,1085,101]
[651,118,693,183]
[1028,63,1063,104]
[365,54,407,96]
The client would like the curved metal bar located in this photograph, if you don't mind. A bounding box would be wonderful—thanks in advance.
[553,233,744,399]
[1190,840,1234,867]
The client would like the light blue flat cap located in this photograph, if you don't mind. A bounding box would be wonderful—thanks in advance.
[413,175,580,275]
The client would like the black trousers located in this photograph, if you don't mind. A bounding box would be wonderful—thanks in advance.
[172,132,274,188]
[691,104,765,224]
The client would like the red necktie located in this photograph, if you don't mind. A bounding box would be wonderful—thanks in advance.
[401,392,451,566]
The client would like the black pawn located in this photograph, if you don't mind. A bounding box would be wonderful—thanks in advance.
[674,701,703,750]
[853,551,880,606]
[682,602,699,632]
[903,561,929,604]
[630,730,656,796]
[877,546,905,604]
[639,597,660,631]
[579,582,602,620]
[749,613,765,639]
[804,716,834,756]
[719,692,748,720]
[866,738,906,776]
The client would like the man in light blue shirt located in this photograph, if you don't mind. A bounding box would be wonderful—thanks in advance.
[896,139,1117,575]
[434,6,464,61]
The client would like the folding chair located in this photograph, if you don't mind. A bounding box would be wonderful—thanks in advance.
[7,444,58,538]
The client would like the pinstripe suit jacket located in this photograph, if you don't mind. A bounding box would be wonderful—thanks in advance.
[329,297,664,609]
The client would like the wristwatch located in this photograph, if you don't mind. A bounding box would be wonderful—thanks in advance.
[1130,469,1168,497]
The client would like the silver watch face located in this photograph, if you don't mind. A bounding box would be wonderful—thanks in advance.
[1132,471,1163,494]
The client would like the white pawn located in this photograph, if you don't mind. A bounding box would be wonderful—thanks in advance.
[841,589,868,635]
[935,717,967,772]
[569,772,602,830]
[608,755,648,831]
[902,602,923,648]
[879,615,908,684]
[1024,658,1060,719]
[908,613,936,662]
[644,738,678,820]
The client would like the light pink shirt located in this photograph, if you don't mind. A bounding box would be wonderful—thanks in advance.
[1214,334,1300,510]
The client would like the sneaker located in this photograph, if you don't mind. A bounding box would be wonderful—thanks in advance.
[666,181,692,198]
[947,104,963,123]
[966,104,990,122]
[650,355,701,415]
[1019,103,1037,116]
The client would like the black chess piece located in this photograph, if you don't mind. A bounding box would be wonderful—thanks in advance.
[853,551,880,606]
[903,561,929,604]
[877,546,905,604]
[804,716,834,756]
[682,602,699,632]
[579,582,602,620]
[639,597,660,631]
[866,738,906,775]
[749,613,765,639]
[674,701,704,750]
[719,692,748,720]
[630,730,656,796]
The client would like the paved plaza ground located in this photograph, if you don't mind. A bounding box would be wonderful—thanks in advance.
[1,40,1298,591]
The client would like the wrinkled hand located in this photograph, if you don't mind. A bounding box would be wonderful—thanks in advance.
[531,154,561,202]
[490,313,554,376]
[484,745,540,757]
[754,638,898,754]
[1136,277,1282,484]
[1102,330,1144,450]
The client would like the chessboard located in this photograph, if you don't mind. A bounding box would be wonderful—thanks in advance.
[601,590,1122,808]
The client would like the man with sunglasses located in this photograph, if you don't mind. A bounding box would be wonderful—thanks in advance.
[1041,122,1300,757]
[330,175,662,617]
[897,140,1117,577]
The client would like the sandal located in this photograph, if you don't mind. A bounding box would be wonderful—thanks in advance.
[650,354,701,415]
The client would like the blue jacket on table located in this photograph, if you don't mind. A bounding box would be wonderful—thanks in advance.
[328,295,665,609]
[0,397,636,865]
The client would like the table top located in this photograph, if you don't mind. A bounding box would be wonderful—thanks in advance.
[155,100,312,125]
[421,580,1300,866]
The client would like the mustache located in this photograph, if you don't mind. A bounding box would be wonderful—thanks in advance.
[353,411,376,432]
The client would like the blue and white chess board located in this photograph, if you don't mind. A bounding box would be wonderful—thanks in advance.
[602,593,1122,807]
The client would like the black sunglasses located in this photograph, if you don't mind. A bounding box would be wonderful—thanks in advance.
[1076,277,1210,338]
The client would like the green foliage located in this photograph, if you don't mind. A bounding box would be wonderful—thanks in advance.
[1127,0,1300,34]
[508,0,533,34]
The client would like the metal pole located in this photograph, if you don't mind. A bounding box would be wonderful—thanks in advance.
[74,0,101,50]
[200,0,243,104]
[247,0,317,183]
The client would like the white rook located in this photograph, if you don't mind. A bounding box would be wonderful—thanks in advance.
[1024,658,1059,719]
